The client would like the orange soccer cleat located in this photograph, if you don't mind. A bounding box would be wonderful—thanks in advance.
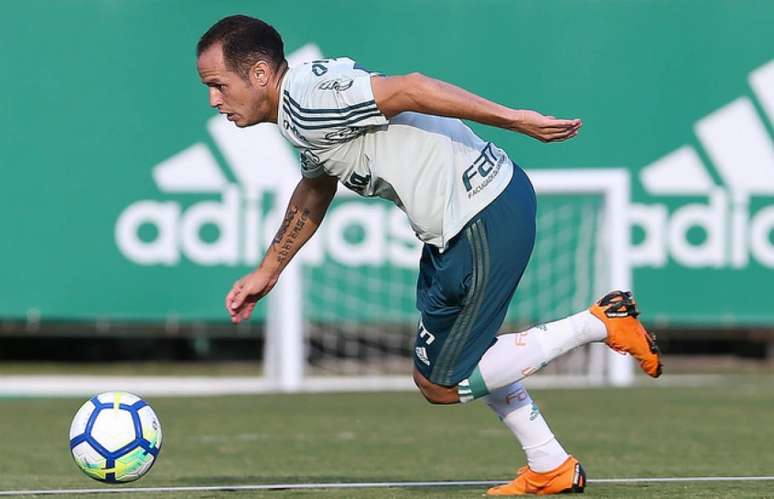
[486,456,586,496]
[589,290,663,377]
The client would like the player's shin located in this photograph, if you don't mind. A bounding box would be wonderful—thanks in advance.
[457,310,606,402]
[484,382,569,472]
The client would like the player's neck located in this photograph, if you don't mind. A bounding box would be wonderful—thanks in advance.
[266,62,289,124]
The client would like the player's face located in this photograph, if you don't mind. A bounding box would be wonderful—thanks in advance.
[197,44,273,127]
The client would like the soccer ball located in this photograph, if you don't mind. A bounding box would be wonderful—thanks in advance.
[69,391,163,483]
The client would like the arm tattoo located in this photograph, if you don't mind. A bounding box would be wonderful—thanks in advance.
[273,207,311,265]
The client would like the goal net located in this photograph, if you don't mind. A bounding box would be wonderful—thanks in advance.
[266,169,633,392]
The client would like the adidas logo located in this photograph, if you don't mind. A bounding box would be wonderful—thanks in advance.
[115,44,421,269]
[631,58,774,269]
[415,346,430,366]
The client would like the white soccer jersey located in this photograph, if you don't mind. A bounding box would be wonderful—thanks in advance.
[276,57,514,249]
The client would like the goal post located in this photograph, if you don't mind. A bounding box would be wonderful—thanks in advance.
[267,168,634,392]
[526,169,633,386]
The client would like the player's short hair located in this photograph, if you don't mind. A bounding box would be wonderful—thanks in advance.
[197,15,286,79]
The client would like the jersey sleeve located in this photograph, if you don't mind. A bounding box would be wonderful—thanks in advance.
[281,58,389,148]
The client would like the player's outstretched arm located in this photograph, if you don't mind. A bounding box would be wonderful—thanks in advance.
[226,174,338,323]
[371,73,582,143]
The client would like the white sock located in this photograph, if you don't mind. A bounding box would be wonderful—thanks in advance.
[458,310,607,401]
[484,382,569,472]
[531,310,607,360]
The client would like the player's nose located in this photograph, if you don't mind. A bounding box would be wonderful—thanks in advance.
[208,88,222,108]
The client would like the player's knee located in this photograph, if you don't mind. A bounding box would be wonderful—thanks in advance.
[413,368,459,405]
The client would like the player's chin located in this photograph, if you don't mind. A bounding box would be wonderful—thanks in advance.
[233,117,258,128]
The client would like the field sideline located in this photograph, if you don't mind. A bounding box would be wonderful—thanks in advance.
[1,380,773,498]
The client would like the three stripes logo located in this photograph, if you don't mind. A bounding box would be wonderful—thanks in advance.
[630,58,774,269]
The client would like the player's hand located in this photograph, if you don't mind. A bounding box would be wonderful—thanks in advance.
[511,110,582,143]
[225,270,279,324]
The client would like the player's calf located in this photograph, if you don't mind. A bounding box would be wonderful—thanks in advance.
[454,309,608,403]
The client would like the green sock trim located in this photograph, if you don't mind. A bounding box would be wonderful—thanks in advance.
[468,366,490,399]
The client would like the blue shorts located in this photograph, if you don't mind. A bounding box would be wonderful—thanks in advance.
[414,165,537,386]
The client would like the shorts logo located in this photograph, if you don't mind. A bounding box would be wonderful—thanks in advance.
[415,346,431,366]
[415,320,434,366]
[417,320,436,344]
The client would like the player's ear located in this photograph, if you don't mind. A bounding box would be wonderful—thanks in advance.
[251,60,270,86]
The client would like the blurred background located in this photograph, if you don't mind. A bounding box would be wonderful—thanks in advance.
[1,0,774,394]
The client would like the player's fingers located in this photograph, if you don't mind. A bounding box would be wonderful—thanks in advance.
[226,287,238,309]
[548,129,580,142]
[240,303,255,321]
[229,304,240,323]
[557,123,581,134]
[539,129,570,142]
[231,289,247,311]
[545,118,581,129]
[544,121,581,132]
[227,280,242,302]
[553,127,579,137]
[226,293,240,321]
[245,303,258,321]
[542,126,575,135]
[232,299,249,323]
[540,126,574,137]
[566,125,582,135]
[552,132,579,142]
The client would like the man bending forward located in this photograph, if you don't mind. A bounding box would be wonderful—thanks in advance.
[197,15,662,496]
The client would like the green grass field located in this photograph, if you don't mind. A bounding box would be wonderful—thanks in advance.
[2,378,774,498]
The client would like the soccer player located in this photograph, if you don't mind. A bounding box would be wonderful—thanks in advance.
[197,15,662,496]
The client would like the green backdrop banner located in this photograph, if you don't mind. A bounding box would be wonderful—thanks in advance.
[1,1,773,325]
